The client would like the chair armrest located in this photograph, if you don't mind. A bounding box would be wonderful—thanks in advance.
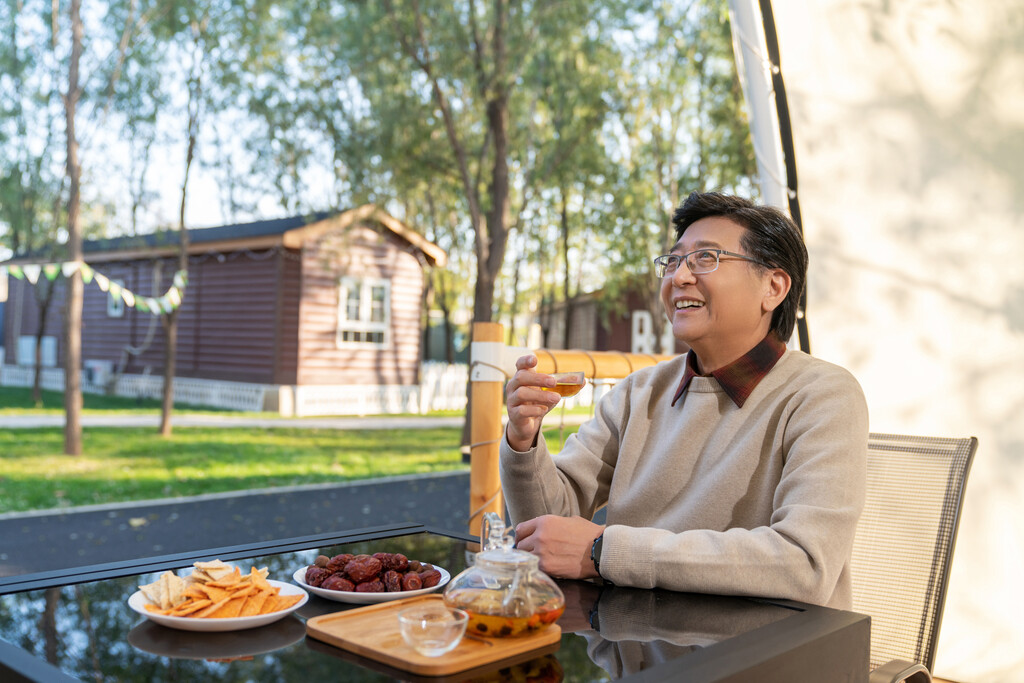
[870,659,932,683]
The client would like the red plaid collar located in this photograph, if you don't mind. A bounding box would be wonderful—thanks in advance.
[671,334,786,408]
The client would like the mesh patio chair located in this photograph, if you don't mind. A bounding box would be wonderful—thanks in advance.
[850,433,977,683]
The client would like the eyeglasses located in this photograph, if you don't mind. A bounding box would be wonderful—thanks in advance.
[653,249,770,278]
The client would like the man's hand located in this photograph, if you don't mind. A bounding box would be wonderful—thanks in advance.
[515,515,606,580]
[504,355,560,452]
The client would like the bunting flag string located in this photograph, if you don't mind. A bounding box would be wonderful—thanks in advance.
[3,262,188,316]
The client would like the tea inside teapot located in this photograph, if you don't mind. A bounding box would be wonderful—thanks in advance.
[443,513,565,637]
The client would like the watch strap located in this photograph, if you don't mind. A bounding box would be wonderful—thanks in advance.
[590,534,604,577]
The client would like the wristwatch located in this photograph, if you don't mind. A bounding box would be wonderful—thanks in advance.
[590,534,604,578]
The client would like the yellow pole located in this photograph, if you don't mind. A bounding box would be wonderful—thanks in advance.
[532,349,672,378]
[468,322,505,536]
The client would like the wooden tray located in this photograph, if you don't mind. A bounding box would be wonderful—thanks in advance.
[305,594,561,676]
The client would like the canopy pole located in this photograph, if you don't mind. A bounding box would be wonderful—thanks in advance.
[468,322,505,536]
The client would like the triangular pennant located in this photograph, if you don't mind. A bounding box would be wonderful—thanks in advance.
[135,298,150,313]
[109,282,122,300]
[144,297,159,312]
[80,264,94,284]
[61,261,81,278]
[23,264,41,284]
[173,270,188,289]
[8,265,24,279]
[43,264,60,281]
[94,273,110,292]
[121,289,136,307]
[167,287,182,306]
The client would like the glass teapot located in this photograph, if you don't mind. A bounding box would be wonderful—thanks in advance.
[443,512,565,638]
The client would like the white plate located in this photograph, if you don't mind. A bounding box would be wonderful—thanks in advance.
[128,579,308,632]
[292,564,450,605]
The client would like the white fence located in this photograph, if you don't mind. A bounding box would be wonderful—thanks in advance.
[0,365,268,412]
[0,360,604,416]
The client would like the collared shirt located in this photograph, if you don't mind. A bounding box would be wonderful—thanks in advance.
[671,333,787,408]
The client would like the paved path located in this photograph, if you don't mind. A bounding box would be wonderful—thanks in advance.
[0,472,473,578]
[0,412,590,429]
[0,414,466,429]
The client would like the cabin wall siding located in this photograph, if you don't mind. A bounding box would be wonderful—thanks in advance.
[3,215,434,398]
[296,225,424,386]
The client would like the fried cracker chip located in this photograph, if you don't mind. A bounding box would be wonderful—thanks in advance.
[193,559,236,582]
[250,567,271,590]
[198,584,233,603]
[239,590,271,617]
[205,567,243,587]
[138,571,188,610]
[169,599,212,617]
[264,593,302,613]
[207,596,246,619]
[194,597,231,618]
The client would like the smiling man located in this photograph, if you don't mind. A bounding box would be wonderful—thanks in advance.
[500,191,868,609]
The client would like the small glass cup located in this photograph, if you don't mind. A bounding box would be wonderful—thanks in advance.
[398,604,468,657]
[541,371,586,398]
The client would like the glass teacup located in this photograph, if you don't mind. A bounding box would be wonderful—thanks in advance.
[397,604,468,657]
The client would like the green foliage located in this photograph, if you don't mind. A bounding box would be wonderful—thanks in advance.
[2,0,758,349]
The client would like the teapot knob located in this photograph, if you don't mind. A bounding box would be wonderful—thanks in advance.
[481,511,515,551]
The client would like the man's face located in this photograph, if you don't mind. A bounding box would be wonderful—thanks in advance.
[660,216,774,369]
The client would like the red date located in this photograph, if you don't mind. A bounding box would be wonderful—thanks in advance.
[401,573,423,591]
[355,579,385,593]
[305,566,332,587]
[321,574,355,592]
[344,557,383,583]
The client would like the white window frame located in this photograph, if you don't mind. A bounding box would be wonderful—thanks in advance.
[107,279,125,318]
[17,335,57,367]
[336,277,391,348]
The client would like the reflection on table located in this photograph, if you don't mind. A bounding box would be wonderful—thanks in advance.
[0,524,869,682]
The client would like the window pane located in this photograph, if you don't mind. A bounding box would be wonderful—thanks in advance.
[370,286,387,323]
[346,287,361,321]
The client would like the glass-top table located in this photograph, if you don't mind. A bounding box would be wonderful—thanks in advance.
[0,523,869,682]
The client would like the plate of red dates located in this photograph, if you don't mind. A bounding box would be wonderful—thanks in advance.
[292,552,450,605]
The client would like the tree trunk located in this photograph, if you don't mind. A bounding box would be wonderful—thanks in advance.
[160,25,200,436]
[62,0,84,456]
[159,308,178,436]
[41,587,60,664]
[32,282,56,406]
[560,188,571,348]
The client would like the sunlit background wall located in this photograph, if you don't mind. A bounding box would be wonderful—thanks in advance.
[773,1,1024,679]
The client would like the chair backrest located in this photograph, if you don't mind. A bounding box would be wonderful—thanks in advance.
[850,433,977,672]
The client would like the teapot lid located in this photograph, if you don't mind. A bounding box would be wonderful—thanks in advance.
[476,512,538,566]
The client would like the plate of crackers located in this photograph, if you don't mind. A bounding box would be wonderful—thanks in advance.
[129,560,308,632]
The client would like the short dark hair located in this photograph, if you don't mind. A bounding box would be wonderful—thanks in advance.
[671,191,807,342]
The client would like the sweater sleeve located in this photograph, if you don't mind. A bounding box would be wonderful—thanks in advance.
[499,376,630,525]
[601,366,868,608]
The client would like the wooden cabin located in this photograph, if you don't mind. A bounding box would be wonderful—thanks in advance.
[1,205,446,415]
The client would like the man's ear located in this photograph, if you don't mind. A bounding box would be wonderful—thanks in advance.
[762,269,791,314]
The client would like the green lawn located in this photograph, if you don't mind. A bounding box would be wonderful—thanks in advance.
[0,426,470,514]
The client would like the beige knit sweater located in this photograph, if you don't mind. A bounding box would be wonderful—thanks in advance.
[499,349,868,608]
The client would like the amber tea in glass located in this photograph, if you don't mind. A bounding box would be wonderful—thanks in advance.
[542,371,586,398]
